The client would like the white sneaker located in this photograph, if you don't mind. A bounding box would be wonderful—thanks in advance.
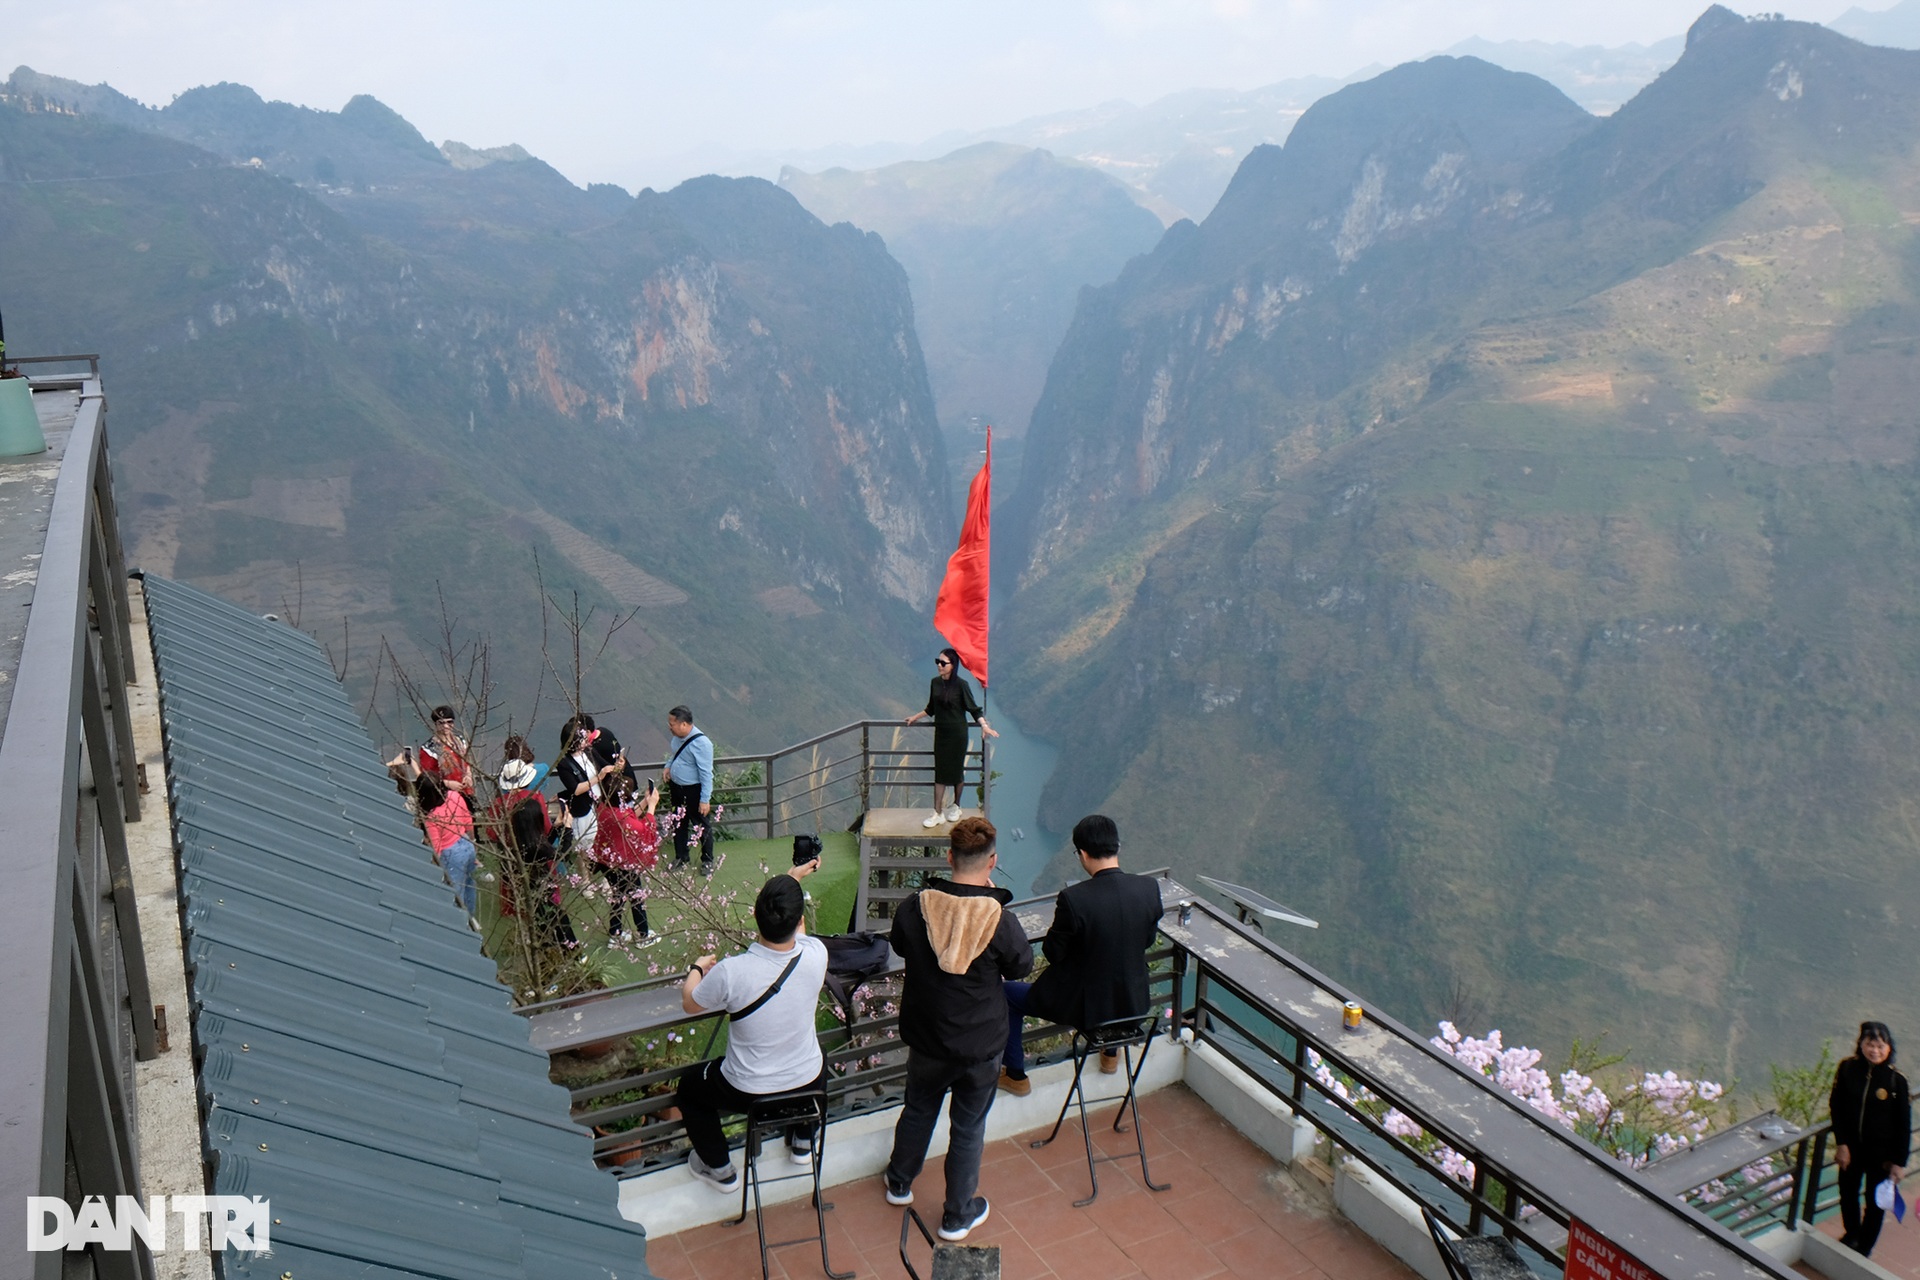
[788,1133,814,1166]
[687,1151,739,1194]
[922,811,944,828]
[884,1176,914,1206]
[944,804,962,822]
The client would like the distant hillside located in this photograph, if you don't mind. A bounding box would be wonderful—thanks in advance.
[781,143,1164,494]
[1830,0,1920,48]
[0,72,953,753]
[1440,36,1684,115]
[999,12,1920,1080]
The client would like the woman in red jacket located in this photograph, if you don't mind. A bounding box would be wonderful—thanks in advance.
[593,775,662,947]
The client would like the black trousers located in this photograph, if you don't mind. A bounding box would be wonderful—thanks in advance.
[669,780,713,866]
[1839,1163,1889,1254]
[604,865,648,936]
[886,1051,1000,1221]
[675,1059,829,1171]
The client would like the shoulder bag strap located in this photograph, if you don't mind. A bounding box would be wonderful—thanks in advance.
[668,731,707,770]
[729,952,805,1023]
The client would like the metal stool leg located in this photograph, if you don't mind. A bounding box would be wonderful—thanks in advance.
[1118,1041,1170,1193]
[1030,1037,1093,1149]
[1034,1017,1172,1207]
[725,1092,852,1279]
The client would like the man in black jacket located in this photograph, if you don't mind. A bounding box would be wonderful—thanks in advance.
[884,816,1032,1242]
[999,814,1163,1095]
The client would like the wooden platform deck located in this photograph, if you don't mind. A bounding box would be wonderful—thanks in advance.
[860,806,985,841]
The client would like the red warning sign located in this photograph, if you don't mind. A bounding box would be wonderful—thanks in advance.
[1565,1219,1668,1280]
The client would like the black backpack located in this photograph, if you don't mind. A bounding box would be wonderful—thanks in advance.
[818,930,893,1023]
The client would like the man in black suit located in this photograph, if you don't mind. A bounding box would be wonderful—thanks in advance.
[998,814,1164,1094]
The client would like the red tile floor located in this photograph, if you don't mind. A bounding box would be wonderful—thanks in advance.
[645,1083,1418,1280]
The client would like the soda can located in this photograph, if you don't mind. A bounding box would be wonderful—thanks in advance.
[1342,1001,1364,1032]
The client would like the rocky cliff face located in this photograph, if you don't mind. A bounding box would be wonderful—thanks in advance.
[1002,13,1920,1077]
[1004,57,1595,585]
[0,81,951,747]
[781,143,1165,450]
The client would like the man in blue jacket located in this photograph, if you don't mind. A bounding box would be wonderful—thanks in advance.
[662,704,715,874]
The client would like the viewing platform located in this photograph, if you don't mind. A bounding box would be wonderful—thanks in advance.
[649,1088,1420,1280]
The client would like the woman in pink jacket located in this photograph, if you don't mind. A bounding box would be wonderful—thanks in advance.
[417,772,481,932]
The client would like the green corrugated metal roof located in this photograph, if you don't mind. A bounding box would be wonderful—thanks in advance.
[144,575,656,1280]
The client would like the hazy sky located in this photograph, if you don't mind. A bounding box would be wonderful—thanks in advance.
[1,0,1886,190]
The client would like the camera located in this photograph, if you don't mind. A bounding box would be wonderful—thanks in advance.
[791,833,823,866]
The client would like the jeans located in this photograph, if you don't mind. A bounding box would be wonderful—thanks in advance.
[886,1050,1000,1220]
[1003,981,1032,1075]
[1839,1163,1888,1254]
[442,836,478,916]
[675,1059,829,1171]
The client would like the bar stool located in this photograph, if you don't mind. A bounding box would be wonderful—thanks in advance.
[1420,1206,1533,1280]
[725,1087,852,1279]
[1030,1012,1171,1206]
[899,1206,1001,1279]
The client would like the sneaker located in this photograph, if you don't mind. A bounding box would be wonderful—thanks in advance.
[634,932,660,949]
[922,811,944,828]
[944,803,962,822]
[788,1133,814,1167]
[467,915,482,934]
[884,1176,914,1207]
[939,1196,990,1242]
[686,1150,739,1194]
[700,860,715,878]
[480,871,497,883]
[997,1068,1031,1097]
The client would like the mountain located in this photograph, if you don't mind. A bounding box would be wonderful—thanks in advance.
[1440,36,1684,116]
[780,143,1165,492]
[948,78,1362,224]
[999,12,1920,1078]
[0,71,953,754]
[1830,0,1920,48]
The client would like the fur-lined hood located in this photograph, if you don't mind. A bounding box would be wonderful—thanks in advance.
[918,880,1012,974]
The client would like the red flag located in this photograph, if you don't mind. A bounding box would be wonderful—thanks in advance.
[934,428,991,686]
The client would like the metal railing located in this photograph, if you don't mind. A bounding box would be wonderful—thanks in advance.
[568,876,1788,1276]
[572,898,1169,1171]
[0,363,158,1280]
[1668,1116,1920,1242]
[1173,944,1571,1273]
[625,719,992,838]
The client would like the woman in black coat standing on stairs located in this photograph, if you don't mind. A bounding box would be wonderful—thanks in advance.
[1830,1020,1911,1257]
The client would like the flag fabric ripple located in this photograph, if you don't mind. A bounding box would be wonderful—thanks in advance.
[934,427,990,686]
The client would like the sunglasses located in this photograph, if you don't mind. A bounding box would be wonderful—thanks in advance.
[935,660,951,668]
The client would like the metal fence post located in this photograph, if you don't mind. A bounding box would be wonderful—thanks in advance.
[1803,1130,1829,1225]
[1783,1135,1809,1229]
[980,730,992,817]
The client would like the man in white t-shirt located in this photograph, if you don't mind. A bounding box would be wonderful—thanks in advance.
[675,864,828,1191]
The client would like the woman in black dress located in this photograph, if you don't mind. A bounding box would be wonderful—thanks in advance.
[904,647,997,828]
[1830,1020,1911,1257]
